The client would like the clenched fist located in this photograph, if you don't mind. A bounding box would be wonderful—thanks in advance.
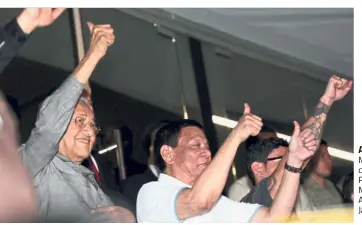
[321,75,353,105]
[234,103,263,142]
[86,22,115,61]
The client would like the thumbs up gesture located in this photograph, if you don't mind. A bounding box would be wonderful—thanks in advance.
[234,103,263,142]
[86,22,115,61]
[288,121,319,167]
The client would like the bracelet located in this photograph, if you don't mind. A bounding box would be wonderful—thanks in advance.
[285,163,303,173]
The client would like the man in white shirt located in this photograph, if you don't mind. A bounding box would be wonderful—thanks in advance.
[137,103,319,223]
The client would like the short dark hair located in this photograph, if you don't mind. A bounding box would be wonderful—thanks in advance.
[154,119,204,171]
[320,139,328,146]
[245,124,276,150]
[141,120,170,158]
[246,137,288,185]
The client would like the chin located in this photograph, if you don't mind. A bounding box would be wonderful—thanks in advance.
[76,149,91,160]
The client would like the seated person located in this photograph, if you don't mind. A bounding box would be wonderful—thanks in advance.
[137,103,319,223]
[19,21,134,222]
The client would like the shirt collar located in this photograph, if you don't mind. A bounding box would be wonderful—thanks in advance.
[158,173,191,188]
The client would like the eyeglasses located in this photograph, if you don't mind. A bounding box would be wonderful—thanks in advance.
[267,156,283,161]
[73,116,100,134]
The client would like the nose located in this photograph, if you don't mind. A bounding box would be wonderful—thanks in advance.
[201,148,211,158]
[81,124,95,136]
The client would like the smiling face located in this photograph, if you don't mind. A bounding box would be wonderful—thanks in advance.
[161,126,212,182]
[58,101,97,163]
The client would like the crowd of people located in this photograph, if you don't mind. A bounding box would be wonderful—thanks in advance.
[0,8,354,222]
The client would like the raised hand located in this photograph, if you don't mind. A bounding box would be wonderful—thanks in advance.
[234,103,263,142]
[288,121,318,167]
[86,22,115,61]
[17,8,66,34]
[322,75,353,105]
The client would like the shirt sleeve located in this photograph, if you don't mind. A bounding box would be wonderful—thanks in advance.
[19,75,84,178]
[0,18,30,75]
[136,182,187,223]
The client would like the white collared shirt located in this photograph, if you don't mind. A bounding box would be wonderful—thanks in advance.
[137,173,261,223]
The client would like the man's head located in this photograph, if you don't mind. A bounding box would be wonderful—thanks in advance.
[246,137,289,185]
[154,119,211,184]
[58,97,98,163]
[141,120,169,165]
[310,140,332,178]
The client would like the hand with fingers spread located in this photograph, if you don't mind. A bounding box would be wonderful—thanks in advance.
[17,8,66,34]
[91,206,135,223]
[234,103,263,142]
[86,22,115,61]
[321,75,353,105]
[288,121,318,168]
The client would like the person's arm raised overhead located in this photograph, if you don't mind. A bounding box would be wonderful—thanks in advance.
[0,8,65,74]
[20,22,115,177]
[176,104,263,219]
[301,75,352,146]
[252,121,318,222]
[267,75,352,198]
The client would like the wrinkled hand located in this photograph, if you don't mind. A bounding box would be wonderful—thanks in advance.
[91,206,135,223]
[17,8,66,34]
[86,22,115,61]
[288,121,318,167]
[322,75,353,104]
[235,103,263,142]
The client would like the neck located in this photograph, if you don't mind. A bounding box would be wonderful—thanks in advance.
[58,149,84,164]
[165,166,196,186]
[310,172,326,187]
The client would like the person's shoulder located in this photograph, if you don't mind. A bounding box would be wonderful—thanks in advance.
[138,180,162,196]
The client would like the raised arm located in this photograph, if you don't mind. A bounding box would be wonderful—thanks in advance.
[20,22,115,177]
[301,75,352,144]
[266,75,353,199]
[0,8,65,75]
[252,121,318,222]
[176,104,263,219]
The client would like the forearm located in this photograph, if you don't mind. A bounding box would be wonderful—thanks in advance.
[301,96,333,143]
[189,128,242,206]
[265,159,303,222]
[73,52,100,84]
[268,152,289,198]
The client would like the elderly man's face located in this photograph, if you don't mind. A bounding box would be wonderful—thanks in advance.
[172,126,211,179]
[58,102,97,163]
